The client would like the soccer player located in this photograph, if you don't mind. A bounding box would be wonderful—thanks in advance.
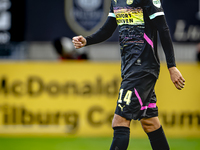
[72,0,185,149]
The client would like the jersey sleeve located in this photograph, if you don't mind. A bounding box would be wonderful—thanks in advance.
[143,0,164,20]
[151,16,176,68]
[85,3,117,46]
[143,0,176,68]
[108,3,116,18]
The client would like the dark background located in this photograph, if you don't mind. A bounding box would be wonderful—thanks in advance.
[9,0,200,42]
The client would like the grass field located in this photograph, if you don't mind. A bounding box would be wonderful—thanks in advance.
[0,137,200,150]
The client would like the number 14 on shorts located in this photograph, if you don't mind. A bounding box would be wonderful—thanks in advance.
[118,89,132,105]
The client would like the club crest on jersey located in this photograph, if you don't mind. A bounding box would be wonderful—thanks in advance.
[152,0,161,8]
[127,0,133,5]
[64,0,110,36]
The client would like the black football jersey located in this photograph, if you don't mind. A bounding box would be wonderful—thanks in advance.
[109,0,165,78]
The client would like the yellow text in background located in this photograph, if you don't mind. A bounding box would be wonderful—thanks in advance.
[0,62,199,138]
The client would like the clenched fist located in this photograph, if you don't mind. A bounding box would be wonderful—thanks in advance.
[72,35,87,49]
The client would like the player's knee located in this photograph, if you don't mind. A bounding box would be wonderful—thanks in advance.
[140,117,160,133]
[112,114,130,128]
[141,122,154,133]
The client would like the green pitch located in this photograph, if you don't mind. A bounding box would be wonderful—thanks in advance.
[0,137,200,150]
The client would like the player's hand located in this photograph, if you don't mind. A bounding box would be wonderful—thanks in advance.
[169,67,185,90]
[72,35,87,49]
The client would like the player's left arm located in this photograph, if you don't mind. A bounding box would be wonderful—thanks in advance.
[151,16,185,90]
[142,0,185,89]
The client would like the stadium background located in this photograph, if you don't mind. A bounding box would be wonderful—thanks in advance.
[0,0,200,149]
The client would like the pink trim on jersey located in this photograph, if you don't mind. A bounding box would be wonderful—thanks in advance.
[141,106,148,110]
[148,103,156,108]
[144,33,154,49]
[134,88,156,110]
[134,88,143,106]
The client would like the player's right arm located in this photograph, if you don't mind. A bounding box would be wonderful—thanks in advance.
[72,4,118,49]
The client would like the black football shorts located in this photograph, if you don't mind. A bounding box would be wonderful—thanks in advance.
[115,71,158,120]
